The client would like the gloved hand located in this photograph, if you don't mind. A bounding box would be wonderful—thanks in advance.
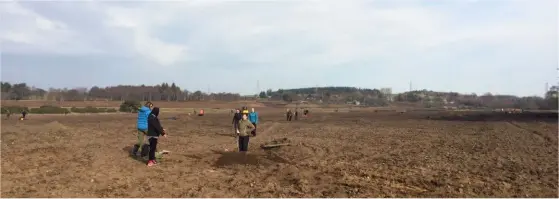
[251,130,256,137]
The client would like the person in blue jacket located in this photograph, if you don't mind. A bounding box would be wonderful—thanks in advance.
[248,108,259,136]
[133,101,153,156]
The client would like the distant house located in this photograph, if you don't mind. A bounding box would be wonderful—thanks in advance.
[346,100,360,105]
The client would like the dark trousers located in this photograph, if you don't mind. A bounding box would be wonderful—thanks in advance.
[287,114,292,121]
[233,121,240,134]
[251,123,257,134]
[148,137,158,161]
[238,136,250,152]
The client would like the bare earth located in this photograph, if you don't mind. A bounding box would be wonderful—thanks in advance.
[1,110,557,197]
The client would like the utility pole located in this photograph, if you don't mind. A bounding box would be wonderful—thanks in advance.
[257,80,260,95]
[409,81,412,92]
[207,84,211,100]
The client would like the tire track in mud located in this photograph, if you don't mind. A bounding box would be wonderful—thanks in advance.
[257,122,280,137]
[506,121,553,144]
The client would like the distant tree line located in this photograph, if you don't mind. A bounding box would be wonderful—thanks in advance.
[0,82,243,102]
[257,86,559,110]
[2,82,558,110]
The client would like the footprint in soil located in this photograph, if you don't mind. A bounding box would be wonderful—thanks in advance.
[211,150,290,167]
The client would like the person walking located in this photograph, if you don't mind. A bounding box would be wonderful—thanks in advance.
[242,106,249,115]
[231,109,242,134]
[133,102,153,156]
[236,113,255,152]
[286,109,293,121]
[21,110,27,120]
[248,108,259,136]
[146,107,167,167]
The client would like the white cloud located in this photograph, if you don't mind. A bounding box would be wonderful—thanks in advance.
[0,2,74,52]
[0,0,556,95]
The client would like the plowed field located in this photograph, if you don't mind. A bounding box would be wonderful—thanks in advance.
[1,110,557,197]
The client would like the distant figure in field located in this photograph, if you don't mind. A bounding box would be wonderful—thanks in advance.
[5,109,11,119]
[241,106,249,115]
[21,110,27,120]
[303,109,309,117]
[232,109,242,135]
[286,109,293,121]
[294,109,299,120]
[248,108,259,136]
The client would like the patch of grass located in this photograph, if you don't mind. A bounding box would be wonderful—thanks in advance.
[70,106,115,113]
[1,106,29,114]
[29,105,70,114]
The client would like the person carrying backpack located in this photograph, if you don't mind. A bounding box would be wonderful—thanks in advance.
[133,102,153,156]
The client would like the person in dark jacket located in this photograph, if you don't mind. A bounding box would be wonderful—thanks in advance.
[146,107,166,167]
[294,109,299,120]
[232,109,242,134]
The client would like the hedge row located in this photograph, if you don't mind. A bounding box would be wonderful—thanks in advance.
[1,106,29,114]
[1,105,117,114]
[71,106,117,113]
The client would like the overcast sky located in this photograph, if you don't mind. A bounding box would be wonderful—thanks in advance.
[0,0,557,96]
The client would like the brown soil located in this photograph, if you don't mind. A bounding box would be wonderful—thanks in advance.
[1,110,557,197]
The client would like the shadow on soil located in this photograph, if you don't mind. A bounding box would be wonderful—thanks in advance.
[211,150,291,167]
[427,111,558,123]
[121,146,146,164]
